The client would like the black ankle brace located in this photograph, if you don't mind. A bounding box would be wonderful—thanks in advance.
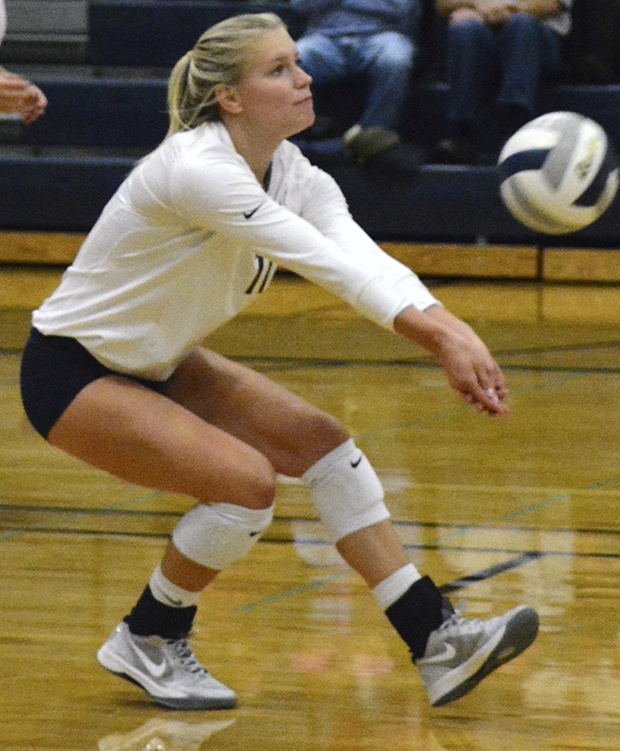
[385,576,453,660]
[124,585,197,639]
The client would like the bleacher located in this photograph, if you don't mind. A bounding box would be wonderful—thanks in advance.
[1,0,620,275]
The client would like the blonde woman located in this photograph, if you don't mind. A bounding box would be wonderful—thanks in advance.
[20,13,538,711]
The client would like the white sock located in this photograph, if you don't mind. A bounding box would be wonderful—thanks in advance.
[372,563,421,610]
[149,564,201,608]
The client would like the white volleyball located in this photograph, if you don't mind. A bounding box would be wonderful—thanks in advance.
[497,111,618,234]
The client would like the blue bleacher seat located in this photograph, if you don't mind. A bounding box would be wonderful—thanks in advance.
[2,150,619,247]
[328,164,620,248]
[0,152,135,232]
[89,1,305,67]
[22,78,168,148]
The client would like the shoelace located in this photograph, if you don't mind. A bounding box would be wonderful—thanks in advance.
[168,638,209,675]
[435,605,482,636]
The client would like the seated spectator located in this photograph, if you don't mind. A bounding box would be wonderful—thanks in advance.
[0,0,47,123]
[433,0,572,164]
[290,0,425,172]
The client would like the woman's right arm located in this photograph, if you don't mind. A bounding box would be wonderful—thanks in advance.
[394,305,508,416]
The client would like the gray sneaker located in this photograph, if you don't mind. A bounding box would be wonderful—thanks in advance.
[416,605,539,707]
[97,622,237,710]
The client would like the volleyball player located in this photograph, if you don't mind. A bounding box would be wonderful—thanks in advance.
[20,13,538,711]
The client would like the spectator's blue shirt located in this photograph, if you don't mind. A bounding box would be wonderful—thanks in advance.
[290,0,421,37]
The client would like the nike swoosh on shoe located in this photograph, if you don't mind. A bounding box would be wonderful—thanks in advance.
[128,640,168,678]
[419,643,457,665]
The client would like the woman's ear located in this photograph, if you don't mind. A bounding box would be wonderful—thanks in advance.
[214,84,242,115]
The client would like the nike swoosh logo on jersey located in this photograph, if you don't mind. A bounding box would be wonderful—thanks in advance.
[128,638,168,678]
[243,204,263,219]
[420,643,457,664]
[350,454,363,468]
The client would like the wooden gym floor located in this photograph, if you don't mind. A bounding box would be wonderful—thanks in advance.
[0,259,618,751]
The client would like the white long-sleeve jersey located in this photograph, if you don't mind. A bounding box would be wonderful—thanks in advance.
[33,122,439,380]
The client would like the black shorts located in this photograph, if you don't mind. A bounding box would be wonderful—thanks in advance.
[20,328,167,440]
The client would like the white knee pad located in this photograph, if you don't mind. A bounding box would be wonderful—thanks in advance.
[301,439,389,541]
[172,502,274,571]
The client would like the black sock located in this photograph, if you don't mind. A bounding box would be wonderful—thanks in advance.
[384,576,454,660]
[124,585,197,639]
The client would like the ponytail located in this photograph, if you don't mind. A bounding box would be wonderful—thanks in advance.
[166,13,286,137]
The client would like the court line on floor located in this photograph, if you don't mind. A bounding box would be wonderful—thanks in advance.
[1,520,617,562]
[438,552,546,594]
[0,489,168,541]
[252,352,620,375]
[237,551,546,614]
[1,501,617,536]
[357,371,585,440]
[494,339,620,357]
[236,472,620,613]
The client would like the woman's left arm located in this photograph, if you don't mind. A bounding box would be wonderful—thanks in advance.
[298,168,509,414]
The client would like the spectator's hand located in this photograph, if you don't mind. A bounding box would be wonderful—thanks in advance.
[481,1,516,26]
[20,83,47,124]
[449,8,485,25]
[0,70,47,123]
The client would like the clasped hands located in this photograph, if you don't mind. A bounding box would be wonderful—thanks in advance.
[0,69,47,124]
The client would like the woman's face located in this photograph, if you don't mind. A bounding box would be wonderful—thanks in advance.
[230,27,315,140]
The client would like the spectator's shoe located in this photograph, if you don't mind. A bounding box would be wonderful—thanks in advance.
[432,137,477,165]
[97,622,237,710]
[416,605,539,707]
[343,125,402,163]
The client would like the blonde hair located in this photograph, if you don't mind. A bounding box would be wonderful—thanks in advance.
[166,12,286,136]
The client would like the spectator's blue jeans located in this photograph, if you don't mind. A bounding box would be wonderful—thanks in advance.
[445,12,564,126]
[296,30,417,131]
